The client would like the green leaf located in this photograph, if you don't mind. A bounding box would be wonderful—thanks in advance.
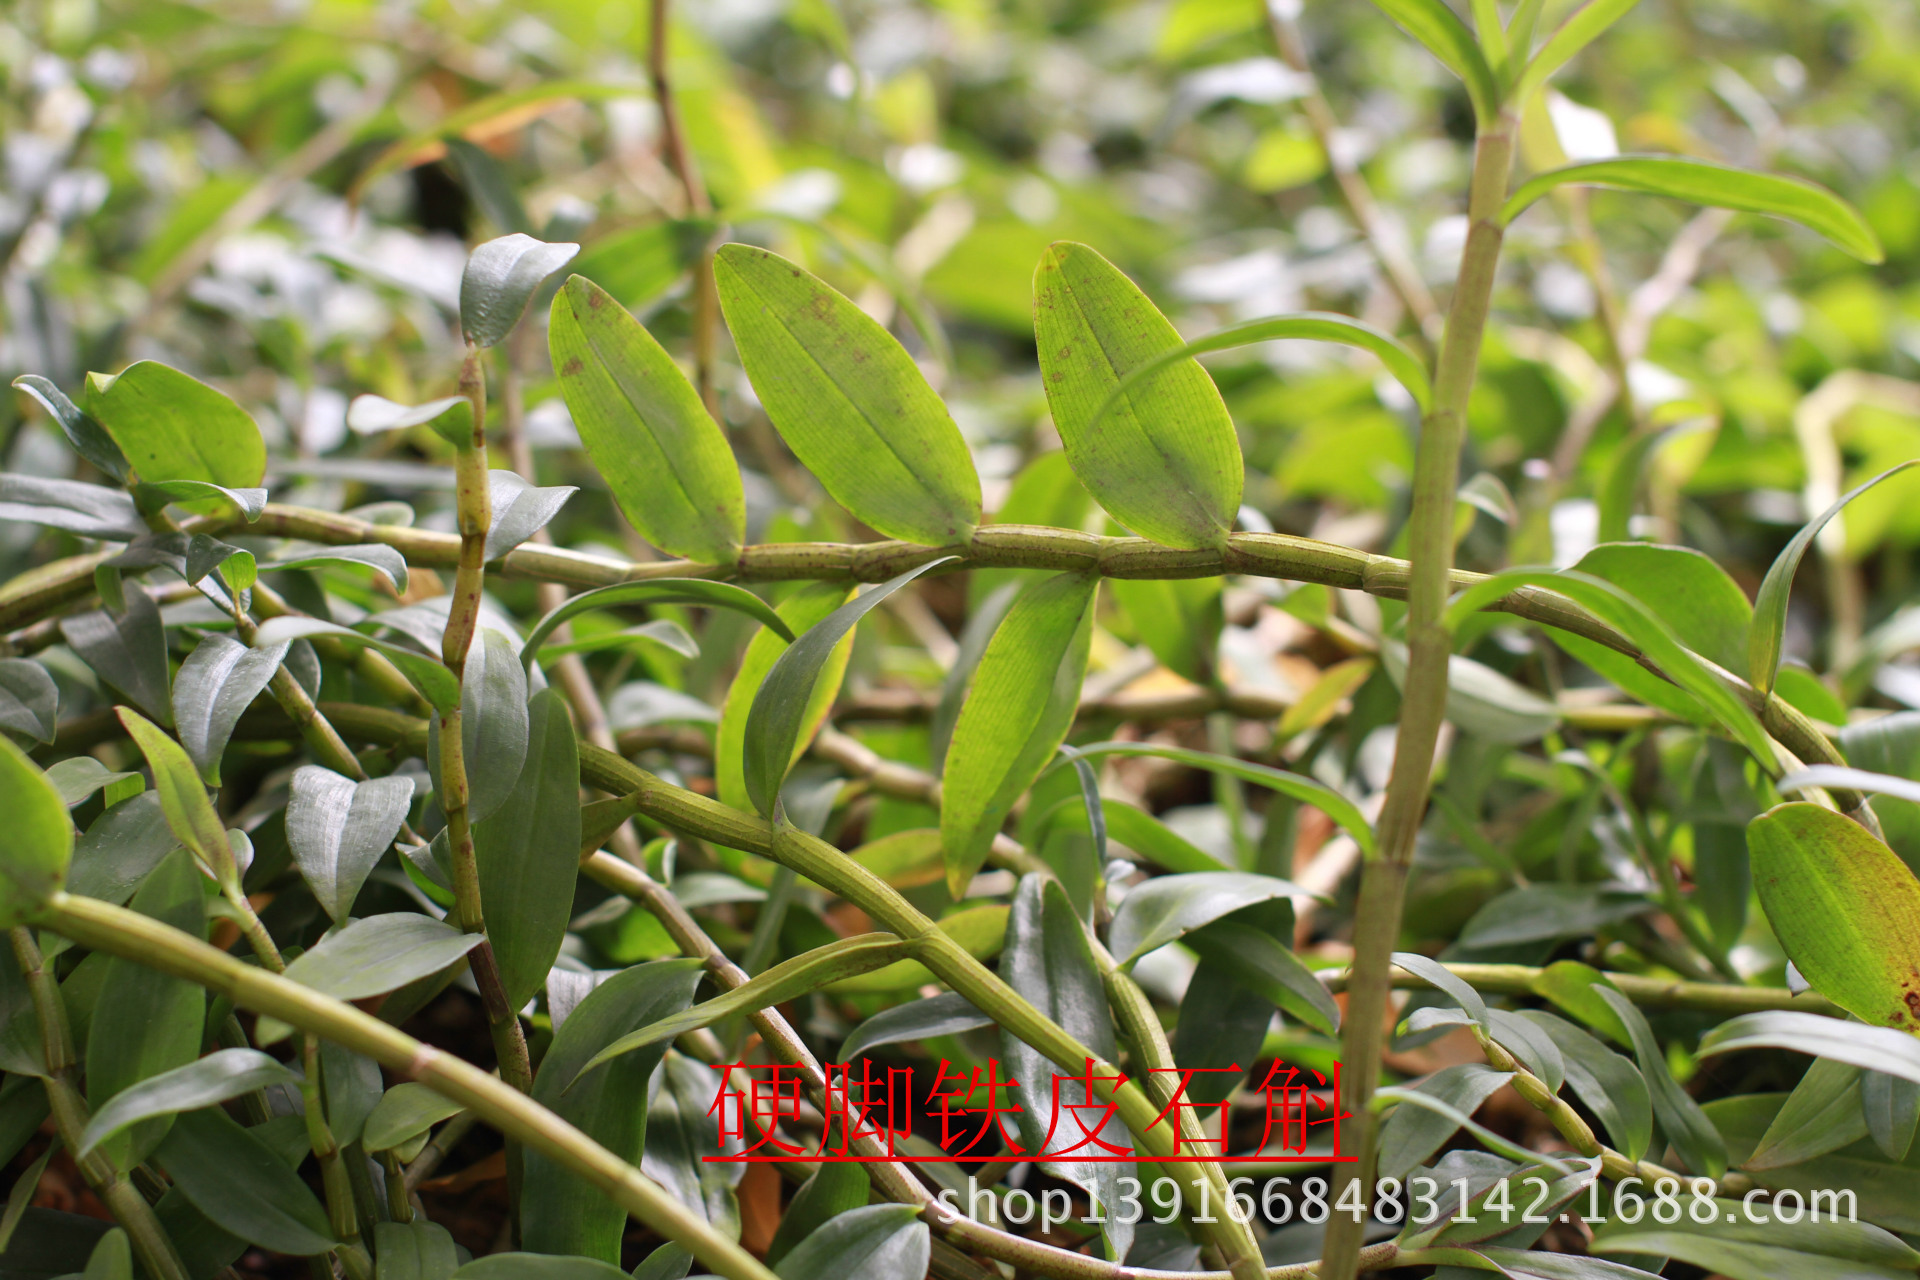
[575,937,906,1080]
[1530,960,1633,1045]
[1747,1057,1866,1170]
[454,1256,628,1280]
[764,1165,870,1268]
[253,616,462,714]
[0,734,70,926]
[746,560,954,817]
[1700,1011,1920,1086]
[1377,1065,1516,1179]
[483,471,578,561]
[460,234,580,348]
[1458,884,1651,948]
[115,706,234,889]
[363,1083,466,1154]
[45,759,137,809]
[1590,1198,1920,1280]
[548,274,746,563]
[11,375,130,481]
[318,1041,381,1147]
[711,582,849,821]
[1379,639,1562,745]
[78,1049,298,1158]
[130,479,268,522]
[1746,802,1920,1030]
[1042,741,1376,856]
[445,136,532,234]
[0,1139,59,1253]
[524,959,704,1262]
[1573,544,1751,672]
[286,765,416,923]
[171,635,286,786]
[1503,157,1884,263]
[642,1053,743,1236]
[1517,1010,1652,1160]
[1444,568,1774,765]
[1169,956,1271,1105]
[61,591,171,725]
[1705,1091,1920,1236]
[1513,0,1644,105]
[85,362,265,490]
[154,1107,334,1256]
[1107,576,1223,684]
[568,219,711,309]
[1108,871,1312,963]
[1861,1069,1919,1161]
[1085,312,1433,425]
[839,991,991,1064]
[0,472,143,538]
[999,874,1133,1261]
[473,687,582,1012]
[1487,1009,1564,1094]
[346,395,470,438]
[434,628,528,825]
[282,914,484,1001]
[941,572,1097,894]
[1035,799,1228,873]
[523,579,790,672]
[1184,915,1341,1035]
[1392,952,1489,1026]
[1362,0,1500,121]
[1596,985,1727,1178]
[86,849,204,1166]
[257,545,410,595]
[1033,242,1241,550]
[714,244,981,546]
[374,1220,460,1280]
[773,1204,927,1280]
[1749,463,1917,694]
[80,1228,130,1280]
[67,793,173,905]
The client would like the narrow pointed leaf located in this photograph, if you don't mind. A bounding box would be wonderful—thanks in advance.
[1108,871,1313,963]
[130,479,267,522]
[1377,1065,1516,1179]
[172,635,286,785]
[1184,917,1341,1035]
[0,472,143,538]
[78,1050,299,1157]
[374,1221,460,1280]
[346,395,469,436]
[839,991,991,1064]
[257,545,410,595]
[1747,1057,1865,1170]
[254,616,461,713]
[1392,952,1490,1026]
[454,1257,626,1280]
[363,1084,467,1153]
[287,766,416,922]
[12,374,129,481]
[522,579,791,671]
[45,758,138,809]
[1701,1010,1920,1086]
[153,1107,334,1256]
[460,234,580,347]
[85,361,266,490]
[433,628,528,825]
[0,736,72,925]
[549,274,746,563]
[1861,1068,1919,1161]
[282,914,483,1000]
[1596,986,1726,1177]
[116,706,234,887]
[62,591,171,724]
[1514,0,1644,104]
[773,1204,927,1280]
[1516,1011,1651,1161]
[1504,157,1883,262]
[764,1165,870,1268]
[1362,0,1499,121]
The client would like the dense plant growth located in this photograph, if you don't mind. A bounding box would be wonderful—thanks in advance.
[3,1,1920,1279]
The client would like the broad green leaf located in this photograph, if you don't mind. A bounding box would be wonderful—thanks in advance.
[172,635,286,785]
[363,1083,466,1153]
[67,793,172,904]
[1816,714,1920,866]
[1596,986,1727,1177]
[1086,312,1433,424]
[1170,956,1272,1105]
[154,1107,334,1256]
[1749,463,1917,694]
[764,1165,869,1268]
[1184,916,1341,1034]
[61,591,171,724]
[1503,157,1884,263]
[1700,1011,1920,1087]
[1362,0,1499,121]
[374,1220,460,1280]
[1042,741,1376,855]
[45,758,138,808]
[1107,576,1223,684]
[1513,0,1644,105]
[1108,871,1312,963]
[642,1053,744,1236]
[1519,1010,1653,1162]
[523,579,791,671]
[130,479,267,522]
[79,1229,130,1280]
[575,937,906,1079]
[0,472,143,538]
[933,580,1019,767]
[1861,1069,1919,1161]
[1458,884,1651,948]
[1573,543,1751,672]
[0,659,57,744]
[1391,952,1490,1026]
[85,362,265,490]
[1444,568,1774,764]
[524,959,704,1262]
[1377,1065,1515,1179]
[549,274,745,563]
[254,616,461,713]
[483,471,578,561]
[86,849,205,1166]
[1705,1091,1920,1235]
[1746,803,1920,1030]
[774,1204,927,1280]
[1033,243,1241,550]
[433,628,528,825]
[472,688,581,1012]
[78,1049,298,1157]
[454,1255,627,1280]
[1747,1057,1865,1170]
[257,545,410,595]
[282,914,484,1001]
[839,991,991,1064]
[942,572,1097,894]
[1380,639,1562,745]
[714,244,981,546]
[1000,874,1133,1261]
[115,706,234,888]
[286,765,416,923]
[1591,1198,1920,1280]
[318,1041,381,1146]
[0,734,70,925]
[12,374,129,481]
[745,560,952,816]
[460,233,580,347]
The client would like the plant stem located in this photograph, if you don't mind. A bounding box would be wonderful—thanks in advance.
[1317,960,1835,1016]
[647,0,721,419]
[38,894,781,1280]
[10,928,191,1280]
[1317,110,1519,1280]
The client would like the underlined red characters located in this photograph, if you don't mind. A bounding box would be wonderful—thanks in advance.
[1251,1060,1344,1157]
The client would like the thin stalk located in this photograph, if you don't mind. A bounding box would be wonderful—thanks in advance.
[1317,110,1519,1280]
[648,0,721,419]
[10,928,191,1280]
[38,893,779,1280]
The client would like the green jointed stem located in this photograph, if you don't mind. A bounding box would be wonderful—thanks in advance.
[1317,113,1519,1280]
